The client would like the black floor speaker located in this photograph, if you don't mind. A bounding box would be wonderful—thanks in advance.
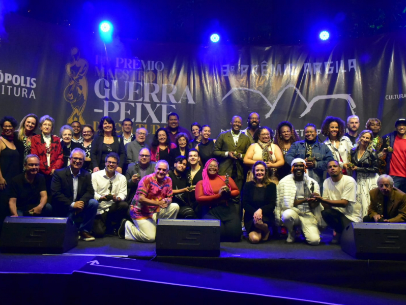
[156,219,220,257]
[0,217,78,254]
[341,222,406,260]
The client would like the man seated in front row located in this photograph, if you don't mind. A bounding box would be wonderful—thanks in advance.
[51,148,98,241]
[277,158,323,245]
[168,155,197,219]
[314,160,360,244]
[119,160,179,242]
[364,174,406,223]
[91,152,128,237]
[9,154,52,216]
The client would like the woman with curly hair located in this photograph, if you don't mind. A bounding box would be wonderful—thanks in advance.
[344,130,379,217]
[169,132,190,166]
[243,126,284,184]
[321,116,353,173]
[274,121,301,179]
[151,127,177,163]
[90,116,126,173]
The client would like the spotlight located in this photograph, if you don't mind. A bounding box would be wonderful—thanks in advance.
[100,21,111,33]
[210,33,220,43]
[99,21,114,43]
[319,31,330,41]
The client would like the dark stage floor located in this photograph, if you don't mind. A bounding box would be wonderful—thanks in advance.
[1,236,406,304]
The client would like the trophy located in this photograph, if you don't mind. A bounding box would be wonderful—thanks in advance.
[308,181,318,210]
[347,151,355,170]
[187,172,195,191]
[223,173,230,192]
[133,162,140,180]
[233,150,240,159]
[306,145,314,163]
[386,137,393,153]
[100,181,114,202]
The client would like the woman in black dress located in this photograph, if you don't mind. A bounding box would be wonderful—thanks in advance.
[197,124,216,166]
[189,122,202,148]
[242,161,276,243]
[81,124,95,173]
[0,116,20,229]
[90,116,126,173]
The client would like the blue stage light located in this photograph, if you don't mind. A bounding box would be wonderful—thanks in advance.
[319,31,330,41]
[99,21,114,43]
[210,33,220,43]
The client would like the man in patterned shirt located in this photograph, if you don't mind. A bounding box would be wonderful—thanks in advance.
[119,160,179,242]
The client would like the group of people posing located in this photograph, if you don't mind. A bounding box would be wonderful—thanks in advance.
[0,111,405,245]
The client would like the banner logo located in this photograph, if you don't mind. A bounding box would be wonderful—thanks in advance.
[64,47,88,124]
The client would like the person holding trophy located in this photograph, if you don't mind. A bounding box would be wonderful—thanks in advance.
[195,158,241,242]
[286,123,334,190]
[344,130,379,218]
[276,158,324,245]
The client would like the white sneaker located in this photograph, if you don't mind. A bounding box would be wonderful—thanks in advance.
[286,231,295,243]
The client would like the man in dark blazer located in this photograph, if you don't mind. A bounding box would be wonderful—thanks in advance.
[364,174,406,223]
[213,115,251,192]
[51,148,98,241]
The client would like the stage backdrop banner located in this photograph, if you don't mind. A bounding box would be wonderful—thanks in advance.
[1,14,406,139]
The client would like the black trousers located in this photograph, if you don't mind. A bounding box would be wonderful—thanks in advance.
[93,201,129,237]
[321,208,352,234]
[202,205,241,242]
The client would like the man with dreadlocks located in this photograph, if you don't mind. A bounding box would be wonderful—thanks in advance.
[195,158,241,242]
[275,158,324,245]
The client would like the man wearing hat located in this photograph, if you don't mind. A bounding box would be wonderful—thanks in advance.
[275,158,324,245]
[382,118,406,193]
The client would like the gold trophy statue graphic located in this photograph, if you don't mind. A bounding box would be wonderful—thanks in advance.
[64,47,89,124]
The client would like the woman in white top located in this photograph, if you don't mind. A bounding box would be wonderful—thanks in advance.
[321,116,353,174]
[243,126,284,184]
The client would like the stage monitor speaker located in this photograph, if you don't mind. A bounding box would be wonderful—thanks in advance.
[156,219,220,257]
[341,222,406,260]
[0,217,78,254]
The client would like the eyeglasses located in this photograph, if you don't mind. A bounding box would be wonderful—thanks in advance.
[71,157,84,162]
[137,132,147,136]
[139,154,150,158]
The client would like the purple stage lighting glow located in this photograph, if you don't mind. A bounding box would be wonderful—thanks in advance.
[319,31,330,41]
[210,33,220,43]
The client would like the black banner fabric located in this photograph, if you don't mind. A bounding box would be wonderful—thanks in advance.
[1,14,406,139]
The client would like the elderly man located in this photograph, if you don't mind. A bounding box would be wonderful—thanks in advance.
[126,148,156,204]
[119,160,179,242]
[9,154,52,217]
[51,148,98,241]
[70,121,83,144]
[344,115,360,145]
[91,152,128,237]
[126,127,149,164]
[276,158,323,245]
[315,160,360,244]
[165,112,192,144]
[241,112,260,144]
[364,174,406,223]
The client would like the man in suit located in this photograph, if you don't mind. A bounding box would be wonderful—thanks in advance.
[213,115,251,192]
[364,174,406,223]
[125,148,156,204]
[51,148,98,241]
[119,118,136,146]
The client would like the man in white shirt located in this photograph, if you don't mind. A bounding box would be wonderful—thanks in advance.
[277,158,323,245]
[315,160,360,244]
[91,152,128,237]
